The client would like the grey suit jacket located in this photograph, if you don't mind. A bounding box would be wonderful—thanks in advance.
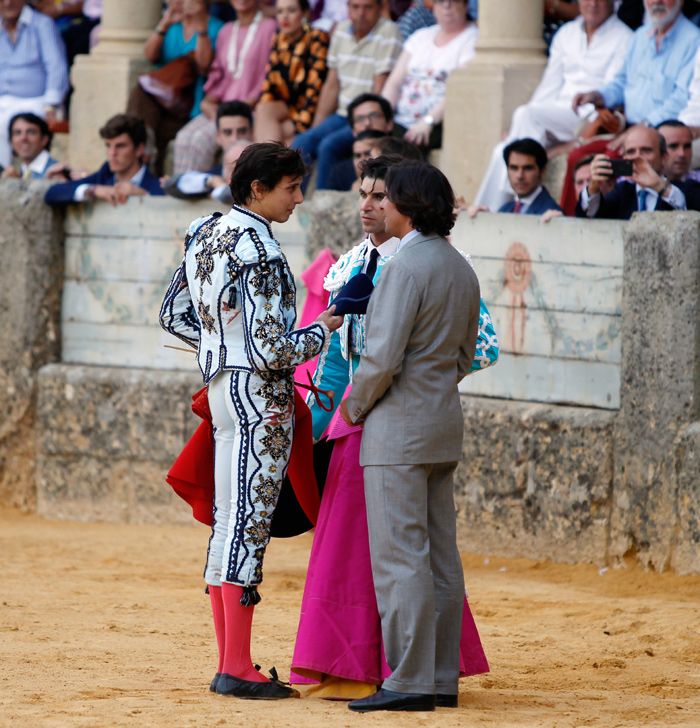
[346,232,481,466]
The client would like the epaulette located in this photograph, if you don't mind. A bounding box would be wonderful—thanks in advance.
[184,211,223,252]
[247,227,270,273]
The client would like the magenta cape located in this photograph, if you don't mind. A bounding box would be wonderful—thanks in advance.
[291,430,489,684]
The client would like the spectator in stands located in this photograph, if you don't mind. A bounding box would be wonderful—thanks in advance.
[173,0,276,174]
[498,139,562,214]
[349,128,386,190]
[164,138,250,202]
[369,134,423,160]
[0,0,69,169]
[254,0,330,144]
[382,0,477,151]
[162,101,253,199]
[32,1,102,68]
[475,0,632,211]
[1,112,62,180]
[45,114,164,205]
[324,92,395,189]
[561,0,700,213]
[656,119,700,208]
[127,0,223,176]
[291,0,402,190]
[576,124,686,218]
[573,155,594,200]
[572,0,700,126]
[470,139,562,216]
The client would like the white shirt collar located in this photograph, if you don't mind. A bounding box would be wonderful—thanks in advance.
[397,228,420,252]
[23,149,50,176]
[18,5,33,26]
[130,164,147,187]
[366,234,399,259]
[516,185,542,210]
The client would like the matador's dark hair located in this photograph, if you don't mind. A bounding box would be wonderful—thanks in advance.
[229,142,306,205]
[384,161,456,237]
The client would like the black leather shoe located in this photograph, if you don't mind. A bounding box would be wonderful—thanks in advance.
[348,688,435,712]
[209,673,221,692]
[436,693,458,708]
[216,673,300,700]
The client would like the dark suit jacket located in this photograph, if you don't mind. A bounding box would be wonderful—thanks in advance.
[498,186,562,215]
[677,178,700,212]
[44,162,164,204]
[575,180,676,220]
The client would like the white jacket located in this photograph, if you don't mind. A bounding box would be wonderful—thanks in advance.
[160,205,327,383]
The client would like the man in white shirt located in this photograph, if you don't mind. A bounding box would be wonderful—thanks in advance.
[474,0,632,210]
[1,112,61,179]
[576,124,686,218]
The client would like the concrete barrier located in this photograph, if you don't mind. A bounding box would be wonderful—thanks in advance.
[0,180,63,510]
[61,197,308,371]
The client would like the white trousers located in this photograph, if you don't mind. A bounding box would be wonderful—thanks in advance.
[474,100,582,210]
[205,368,294,588]
[0,97,47,168]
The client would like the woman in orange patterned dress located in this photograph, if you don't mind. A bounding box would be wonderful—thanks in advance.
[254,0,329,145]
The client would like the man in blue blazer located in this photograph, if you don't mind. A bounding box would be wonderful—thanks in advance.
[497,138,562,215]
[576,125,686,219]
[657,119,700,212]
[44,114,163,205]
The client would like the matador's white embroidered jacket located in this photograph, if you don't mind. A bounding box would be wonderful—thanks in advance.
[160,205,328,383]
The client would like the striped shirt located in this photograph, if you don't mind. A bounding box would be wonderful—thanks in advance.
[328,17,403,116]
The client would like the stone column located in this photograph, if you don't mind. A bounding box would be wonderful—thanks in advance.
[611,212,700,573]
[443,0,547,200]
[69,0,162,171]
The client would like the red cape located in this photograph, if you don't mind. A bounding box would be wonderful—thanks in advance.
[166,386,320,529]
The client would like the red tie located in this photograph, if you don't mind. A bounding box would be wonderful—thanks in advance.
[513,200,523,214]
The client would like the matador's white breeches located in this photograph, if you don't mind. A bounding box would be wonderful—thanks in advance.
[205,368,294,591]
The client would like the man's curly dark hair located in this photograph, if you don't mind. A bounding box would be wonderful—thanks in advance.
[384,161,456,237]
[229,142,306,205]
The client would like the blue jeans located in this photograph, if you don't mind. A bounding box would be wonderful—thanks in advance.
[292,113,354,190]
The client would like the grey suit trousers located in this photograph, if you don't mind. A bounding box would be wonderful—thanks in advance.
[363,462,465,695]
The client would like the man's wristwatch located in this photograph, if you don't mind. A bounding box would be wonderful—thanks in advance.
[655,176,670,196]
[422,114,434,127]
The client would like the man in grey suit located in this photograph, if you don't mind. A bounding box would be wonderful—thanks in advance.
[340,161,481,712]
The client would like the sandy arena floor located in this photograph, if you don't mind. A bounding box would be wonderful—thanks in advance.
[1,507,698,728]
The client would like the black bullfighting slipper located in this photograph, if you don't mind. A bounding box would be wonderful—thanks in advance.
[209,673,221,692]
[348,688,435,712]
[215,673,300,700]
[436,693,458,708]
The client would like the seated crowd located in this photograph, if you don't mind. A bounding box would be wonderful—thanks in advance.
[2,0,700,218]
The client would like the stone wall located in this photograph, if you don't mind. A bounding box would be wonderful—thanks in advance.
[37,364,199,523]
[0,180,63,510]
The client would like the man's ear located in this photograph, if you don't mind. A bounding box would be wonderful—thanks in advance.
[250,179,266,201]
[135,142,146,163]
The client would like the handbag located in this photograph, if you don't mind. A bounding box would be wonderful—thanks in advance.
[138,53,197,116]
